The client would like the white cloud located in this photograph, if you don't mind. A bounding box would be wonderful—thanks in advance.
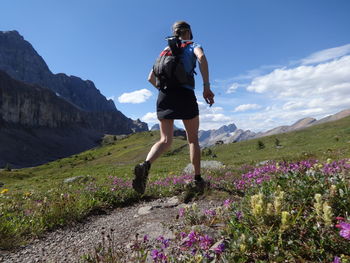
[231,53,350,132]
[141,112,157,123]
[226,83,240,94]
[118,89,152,104]
[234,104,262,112]
[197,100,234,130]
[301,43,350,65]
[247,56,350,98]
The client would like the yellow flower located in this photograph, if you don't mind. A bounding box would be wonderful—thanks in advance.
[281,211,290,229]
[322,202,333,226]
[24,192,32,198]
[330,185,337,197]
[326,158,332,164]
[266,203,274,216]
[314,193,323,217]
[0,189,9,194]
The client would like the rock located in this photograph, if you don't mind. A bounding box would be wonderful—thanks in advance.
[256,160,270,166]
[191,225,221,240]
[63,176,87,184]
[183,160,224,174]
[164,196,179,207]
[137,222,175,240]
[137,206,153,215]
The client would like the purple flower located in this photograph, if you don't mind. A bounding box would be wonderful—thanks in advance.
[151,249,167,262]
[151,249,159,260]
[336,222,350,240]
[236,211,243,220]
[223,199,233,208]
[199,235,213,250]
[143,235,149,242]
[180,232,187,239]
[204,209,216,217]
[178,208,185,217]
[333,256,341,263]
[213,242,225,254]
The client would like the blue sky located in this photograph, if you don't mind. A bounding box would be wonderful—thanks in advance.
[1,0,350,131]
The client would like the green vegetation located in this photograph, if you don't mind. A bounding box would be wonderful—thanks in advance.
[0,116,350,254]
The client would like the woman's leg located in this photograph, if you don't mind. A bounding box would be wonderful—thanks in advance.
[182,115,201,176]
[146,119,174,163]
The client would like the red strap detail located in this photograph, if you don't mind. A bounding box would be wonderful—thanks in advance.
[160,49,172,56]
[180,41,193,48]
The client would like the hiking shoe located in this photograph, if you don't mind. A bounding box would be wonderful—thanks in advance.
[182,178,210,203]
[194,177,210,194]
[132,161,150,194]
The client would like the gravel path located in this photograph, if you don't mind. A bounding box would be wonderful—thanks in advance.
[0,196,224,263]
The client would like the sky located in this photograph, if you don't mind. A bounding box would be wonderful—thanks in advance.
[1,0,350,132]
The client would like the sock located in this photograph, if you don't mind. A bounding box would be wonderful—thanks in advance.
[194,174,202,181]
[145,160,151,170]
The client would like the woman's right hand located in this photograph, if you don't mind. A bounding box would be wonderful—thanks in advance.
[203,87,215,106]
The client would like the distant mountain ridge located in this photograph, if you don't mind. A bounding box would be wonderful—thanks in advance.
[199,109,350,147]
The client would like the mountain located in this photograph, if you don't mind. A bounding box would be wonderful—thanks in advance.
[259,117,316,137]
[198,109,350,147]
[0,30,148,168]
[0,30,115,112]
[198,123,256,147]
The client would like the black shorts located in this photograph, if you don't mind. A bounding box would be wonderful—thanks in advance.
[156,87,199,120]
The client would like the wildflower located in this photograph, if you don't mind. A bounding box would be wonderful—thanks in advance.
[330,185,337,197]
[223,199,233,208]
[322,202,333,226]
[24,192,32,198]
[336,222,350,240]
[333,256,341,263]
[274,190,284,215]
[204,209,216,217]
[0,189,9,194]
[178,207,185,217]
[266,203,274,216]
[281,211,290,230]
[314,193,323,217]
[192,202,198,212]
[143,235,149,242]
[213,242,225,254]
[199,235,213,250]
[235,211,243,221]
[151,249,167,262]
[251,193,264,217]
[180,232,187,239]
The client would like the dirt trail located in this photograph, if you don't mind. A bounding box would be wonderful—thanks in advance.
[0,196,225,263]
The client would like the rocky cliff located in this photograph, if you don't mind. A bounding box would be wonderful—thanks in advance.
[0,71,147,168]
[0,71,147,132]
[0,30,148,168]
[0,30,116,112]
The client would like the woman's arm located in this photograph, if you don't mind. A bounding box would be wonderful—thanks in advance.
[194,47,215,106]
[148,69,157,88]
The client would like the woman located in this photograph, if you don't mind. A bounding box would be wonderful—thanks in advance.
[132,21,215,194]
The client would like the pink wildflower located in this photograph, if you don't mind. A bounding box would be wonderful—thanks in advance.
[336,222,350,240]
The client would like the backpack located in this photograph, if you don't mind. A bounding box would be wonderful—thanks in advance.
[153,37,195,90]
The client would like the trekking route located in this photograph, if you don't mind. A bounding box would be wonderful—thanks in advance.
[0,196,225,263]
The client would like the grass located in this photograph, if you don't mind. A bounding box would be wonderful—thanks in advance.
[0,116,350,252]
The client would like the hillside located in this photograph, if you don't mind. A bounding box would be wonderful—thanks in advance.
[1,114,350,261]
[1,114,350,192]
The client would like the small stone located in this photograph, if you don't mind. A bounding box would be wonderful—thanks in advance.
[137,206,153,215]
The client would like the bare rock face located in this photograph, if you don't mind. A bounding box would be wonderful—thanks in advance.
[0,71,148,168]
[0,30,149,167]
[0,30,115,112]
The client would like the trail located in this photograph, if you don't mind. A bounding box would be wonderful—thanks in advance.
[0,196,224,263]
